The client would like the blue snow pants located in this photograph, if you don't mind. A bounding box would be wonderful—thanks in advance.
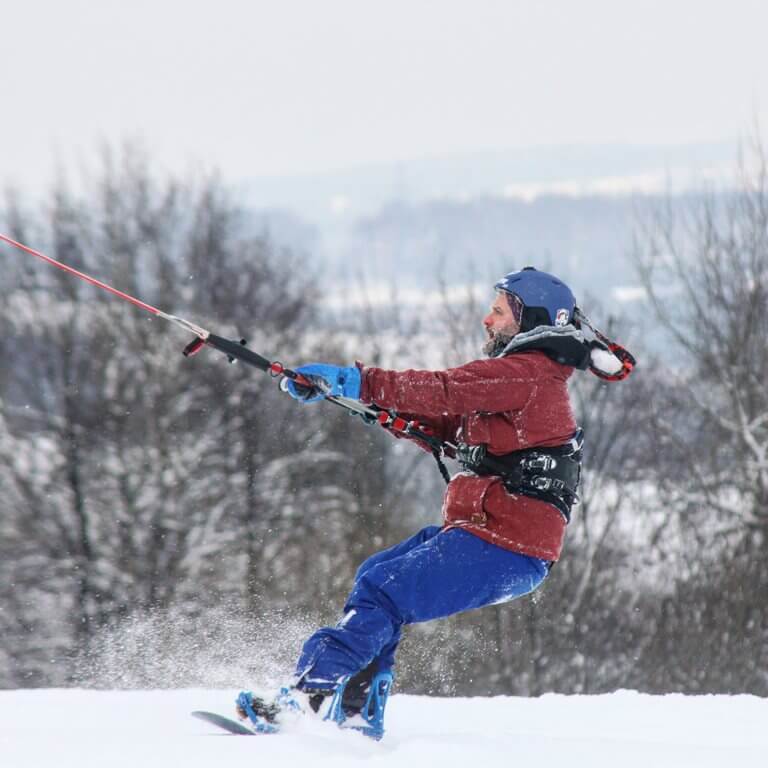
[295,525,549,687]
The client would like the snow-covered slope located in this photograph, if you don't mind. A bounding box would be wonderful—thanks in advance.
[2,688,765,768]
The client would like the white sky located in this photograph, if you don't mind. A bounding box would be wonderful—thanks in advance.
[2,0,768,190]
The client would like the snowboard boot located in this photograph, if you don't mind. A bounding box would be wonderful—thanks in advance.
[234,690,282,733]
[346,669,394,740]
[235,683,333,731]
[237,669,393,739]
[321,666,394,740]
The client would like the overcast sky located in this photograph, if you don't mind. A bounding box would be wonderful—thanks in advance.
[2,0,767,191]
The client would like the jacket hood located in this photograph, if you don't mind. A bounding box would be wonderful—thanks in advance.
[498,325,591,370]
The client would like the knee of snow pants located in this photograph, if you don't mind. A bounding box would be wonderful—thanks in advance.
[353,525,443,582]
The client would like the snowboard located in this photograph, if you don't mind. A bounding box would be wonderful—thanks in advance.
[191,710,277,735]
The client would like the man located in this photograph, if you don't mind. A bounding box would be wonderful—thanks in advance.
[238,267,603,738]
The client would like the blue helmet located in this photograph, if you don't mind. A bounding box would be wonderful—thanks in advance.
[494,267,576,332]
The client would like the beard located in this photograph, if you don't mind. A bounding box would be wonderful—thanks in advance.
[483,327,518,357]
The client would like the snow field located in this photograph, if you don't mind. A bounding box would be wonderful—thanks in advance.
[1,688,766,768]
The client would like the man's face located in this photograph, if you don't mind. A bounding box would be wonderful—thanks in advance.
[483,292,521,356]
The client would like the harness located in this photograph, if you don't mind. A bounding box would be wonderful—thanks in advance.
[455,429,584,521]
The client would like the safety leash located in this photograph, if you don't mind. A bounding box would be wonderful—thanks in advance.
[574,307,636,381]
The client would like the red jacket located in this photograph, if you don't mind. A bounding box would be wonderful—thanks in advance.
[359,351,577,561]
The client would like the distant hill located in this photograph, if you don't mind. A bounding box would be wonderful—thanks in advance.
[242,140,736,222]
[241,141,738,303]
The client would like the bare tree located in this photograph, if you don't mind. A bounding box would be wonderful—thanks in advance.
[0,146,344,686]
[631,139,768,694]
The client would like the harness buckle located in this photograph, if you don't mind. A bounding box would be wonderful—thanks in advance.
[530,476,552,491]
[525,455,557,472]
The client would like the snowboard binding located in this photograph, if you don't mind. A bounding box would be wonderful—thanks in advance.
[234,691,281,734]
[322,669,394,740]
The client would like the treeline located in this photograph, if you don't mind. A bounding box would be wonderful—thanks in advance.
[1,145,766,695]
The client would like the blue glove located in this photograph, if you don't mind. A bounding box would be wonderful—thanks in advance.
[283,363,361,404]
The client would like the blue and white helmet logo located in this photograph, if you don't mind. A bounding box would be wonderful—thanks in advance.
[555,308,570,327]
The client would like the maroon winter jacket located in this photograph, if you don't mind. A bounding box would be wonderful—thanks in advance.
[359,350,577,561]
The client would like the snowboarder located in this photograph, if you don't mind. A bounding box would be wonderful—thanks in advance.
[0,236,631,740]
[237,267,619,738]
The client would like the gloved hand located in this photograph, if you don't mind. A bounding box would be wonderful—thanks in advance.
[282,363,361,404]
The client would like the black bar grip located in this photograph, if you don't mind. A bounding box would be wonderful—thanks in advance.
[182,337,206,357]
[205,334,273,372]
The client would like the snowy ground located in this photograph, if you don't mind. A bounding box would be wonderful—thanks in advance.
[1,688,766,768]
